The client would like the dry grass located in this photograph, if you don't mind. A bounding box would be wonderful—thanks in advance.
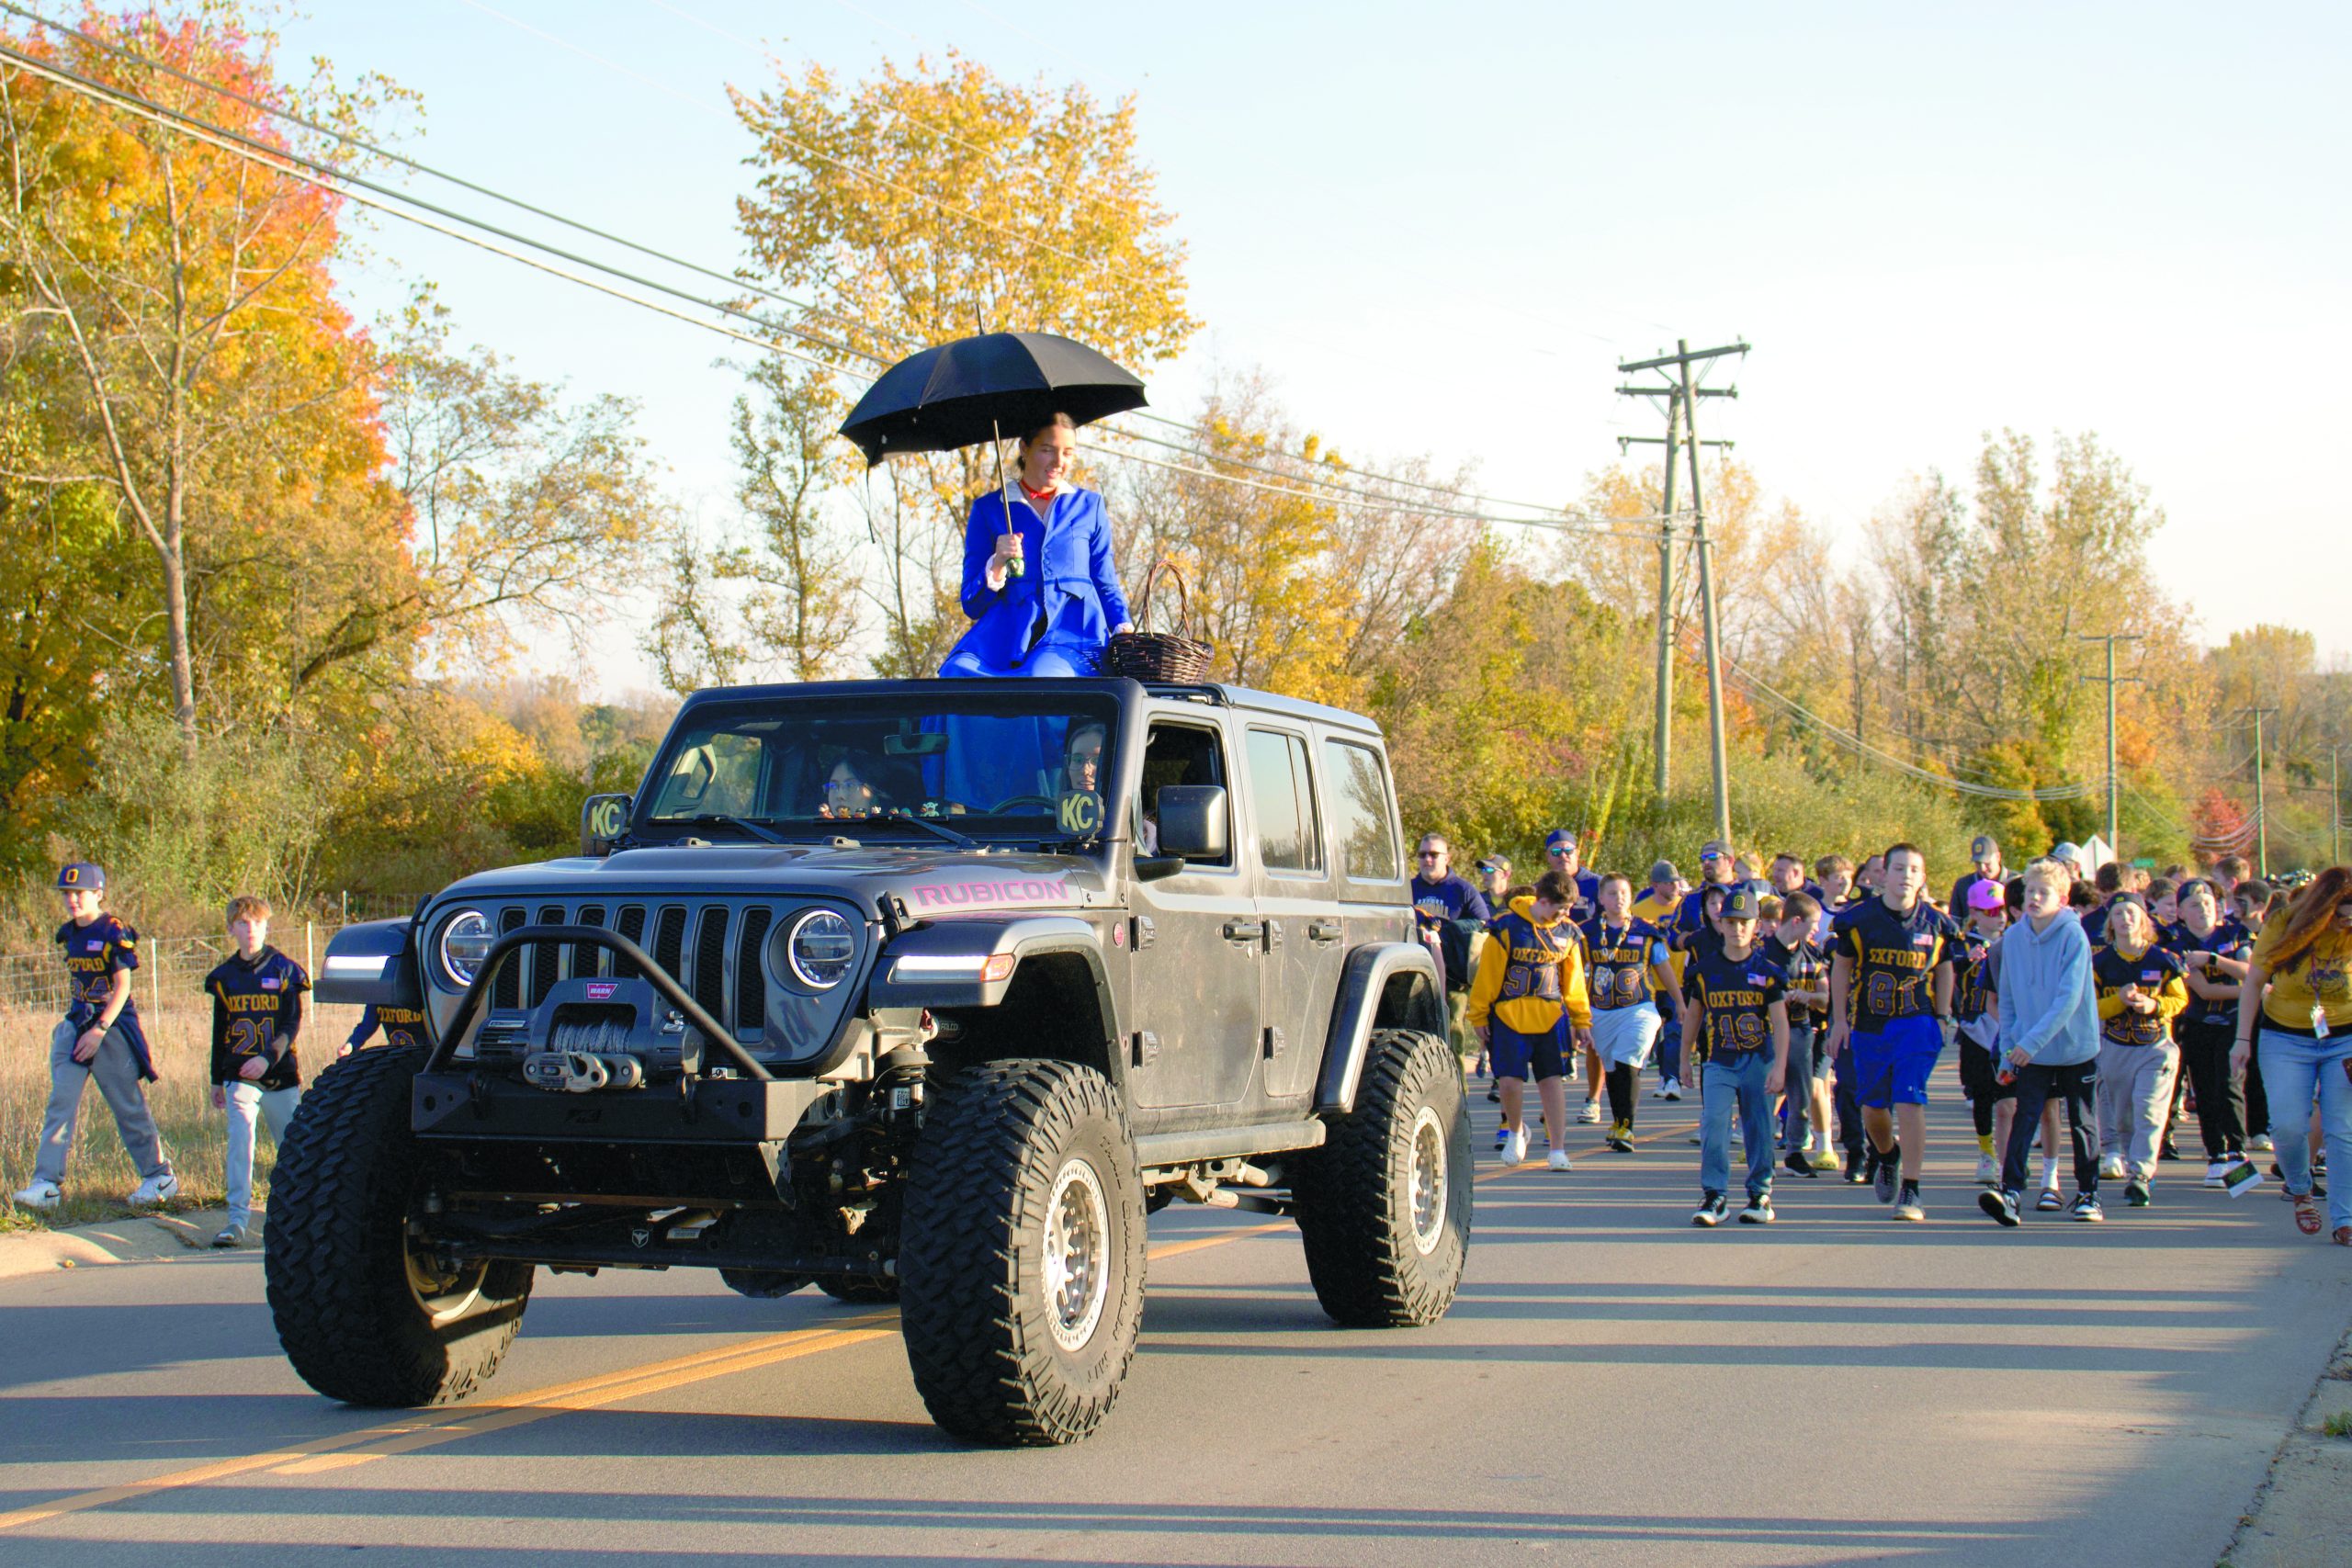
[0,992,368,1232]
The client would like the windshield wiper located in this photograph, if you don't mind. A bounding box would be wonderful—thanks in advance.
[675,813,786,845]
[865,809,979,851]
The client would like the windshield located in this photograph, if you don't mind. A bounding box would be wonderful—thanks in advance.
[638,690,1120,842]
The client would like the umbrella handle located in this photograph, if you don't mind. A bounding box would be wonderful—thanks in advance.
[1134,558,1190,636]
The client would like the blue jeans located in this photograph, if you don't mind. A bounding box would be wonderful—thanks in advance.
[1656,1018,1683,1084]
[2258,1027,2352,1232]
[1701,1052,1775,1200]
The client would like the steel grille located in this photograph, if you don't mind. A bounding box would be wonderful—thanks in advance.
[571,905,605,980]
[613,905,646,976]
[492,907,526,1008]
[528,904,565,1005]
[733,907,773,1041]
[465,897,793,1047]
[692,907,729,1030]
[652,906,687,983]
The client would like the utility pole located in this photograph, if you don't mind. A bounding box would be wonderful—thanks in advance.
[2077,633,2143,856]
[2234,705,2280,877]
[1617,338,1747,837]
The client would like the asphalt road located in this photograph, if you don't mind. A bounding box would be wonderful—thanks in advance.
[4,1083,2346,1568]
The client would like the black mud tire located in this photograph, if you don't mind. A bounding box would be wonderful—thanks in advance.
[899,1059,1145,1446]
[1293,1027,1471,1327]
[719,1269,812,1299]
[820,1275,900,1304]
[264,1045,533,1406]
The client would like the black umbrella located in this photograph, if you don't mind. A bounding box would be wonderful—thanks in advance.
[838,332,1147,467]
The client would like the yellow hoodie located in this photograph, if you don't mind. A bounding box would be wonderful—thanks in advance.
[1467,895,1593,1036]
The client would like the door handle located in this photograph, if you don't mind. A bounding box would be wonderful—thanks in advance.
[1306,919,1344,944]
[1222,919,1266,943]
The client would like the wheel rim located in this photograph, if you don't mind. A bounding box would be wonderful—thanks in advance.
[1408,1104,1448,1256]
[404,1236,489,1327]
[1042,1156,1111,1353]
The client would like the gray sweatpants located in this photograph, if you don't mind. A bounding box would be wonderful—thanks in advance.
[33,1019,172,1185]
[2097,1040,2179,1183]
[222,1080,301,1231]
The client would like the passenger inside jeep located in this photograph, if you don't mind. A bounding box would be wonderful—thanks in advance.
[1136,722,1228,863]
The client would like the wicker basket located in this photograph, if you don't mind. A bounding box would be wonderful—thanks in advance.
[1104,558,1214,682]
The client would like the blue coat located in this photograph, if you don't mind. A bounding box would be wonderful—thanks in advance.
[939,486,1131,678]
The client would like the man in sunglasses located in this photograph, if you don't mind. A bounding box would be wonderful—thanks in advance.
[1411,835,1492,1065]
[1544,830,1605,1117]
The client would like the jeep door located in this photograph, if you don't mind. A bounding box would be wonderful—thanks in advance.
[1317,729,1416,954]
[1241,725,1343,1102]
[1124,715,1262,1111]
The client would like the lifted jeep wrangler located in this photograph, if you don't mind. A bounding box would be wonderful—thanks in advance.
[273,676,1467,1445]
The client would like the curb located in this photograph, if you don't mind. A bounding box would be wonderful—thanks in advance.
[0,1207,265,1280]
[2218,1321,2352,1568]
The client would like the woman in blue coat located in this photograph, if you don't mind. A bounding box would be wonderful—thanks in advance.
[939,413,1133,678]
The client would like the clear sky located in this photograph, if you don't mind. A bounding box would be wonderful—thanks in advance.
[276,0,2352,691]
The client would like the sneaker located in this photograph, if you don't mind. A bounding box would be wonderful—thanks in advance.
[1486,1087,1500,1102]
[1605,1124,1635,1154]
[2203,1160,2234,1189]
[2248,1133,2275,1153]
[1842,1157,1871,1186]
[2071,1192,2105,1223]
[1973,1154,2000,1188]
[1689,1132,1703,1145]
[2158,1136,2182,1162]
[2221,1159,2266,1199]
[211,1224,245,1248]
[1739,1194,1775,1224]
[1661,1077,1683,1101]
[1547,1147,1574,1172]
[1692,1190,1728,1227]
[2098,1154,2126,1180]
[10,1179,62,1212]
[1979,1188,2021,1227]
[127,1172,179,1207]
[1495,1126,1510,1152]
[1872,1146,1901,1205]
[1499,1129,1529,1165]
[1893,1181,1925,1222]
[1784,1149,1818,1179]
[2037,1185,2065,1213]
[1578,1099,1603,1124]
[2123,1179,2151,1207]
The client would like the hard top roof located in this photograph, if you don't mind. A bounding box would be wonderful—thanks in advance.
[673,676,1385,739]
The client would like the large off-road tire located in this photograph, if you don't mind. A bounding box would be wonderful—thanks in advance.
[265,1045,533,1406]
[719,1269,811,1299]
[899,1059,1146,1446]
[820,1275,900,1304]
[1293,1027,1471,1327]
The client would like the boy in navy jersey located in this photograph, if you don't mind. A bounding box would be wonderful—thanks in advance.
[1681,887,1790,1226]
[205,895,311,1247]
[1826,842,1960,1222]
[345,1002,429,1056]
[16,863,177,1212]
[1581,872,1676,1152]
[2165,878,2261,1190]
[2089,894,2187,1207]
[1766,892,1837,1175]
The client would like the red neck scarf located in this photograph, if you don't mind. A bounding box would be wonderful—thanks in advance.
[1019,479,1057,504]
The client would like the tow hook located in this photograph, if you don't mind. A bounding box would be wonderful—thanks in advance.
[520,1051,647,1093]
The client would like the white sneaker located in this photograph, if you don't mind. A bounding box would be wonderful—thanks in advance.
[2247,1134,2275,1153]
[11,1180,61,1212]
[2203,1160,2233,1189]
[1499,1129,1529,1165]
[1547,1147,1574,1172]
[1661,1077,1683,1101]
[1578,1099,1603,1124]
[127,1172,179,1207]
[1973,1154,1999,1187]
[2098,1154,2125,1181]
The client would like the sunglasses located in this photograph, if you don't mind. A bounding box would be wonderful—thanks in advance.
[1417,850,1444,859]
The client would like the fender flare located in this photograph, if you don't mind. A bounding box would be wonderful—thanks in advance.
[865,914,1114,1025]
[1314,942,1445,1115]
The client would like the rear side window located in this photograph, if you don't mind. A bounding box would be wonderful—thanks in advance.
[1321,739,1401,883]
[1245,728,1321,873]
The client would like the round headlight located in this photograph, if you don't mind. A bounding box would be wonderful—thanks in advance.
[440,909,495,987]
[786,908,856,988]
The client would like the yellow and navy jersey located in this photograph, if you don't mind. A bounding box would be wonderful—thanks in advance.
[56,914,140,1018]
[349,1003,429,1053]
[1679,947,1787,1064]
[2091,942,2187,1047]
[1830,897,1960,1032]
[1952,931,1999,1024]
[1764,933,1827,1031]
[1466,897,1592,1035]
[1578,917,1668,1011]
[2160,917,2252,1027]
[1630,891,1690,987]
[205,946,311,1089]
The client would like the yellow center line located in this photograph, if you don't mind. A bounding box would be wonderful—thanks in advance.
[2,1107,1701,1531]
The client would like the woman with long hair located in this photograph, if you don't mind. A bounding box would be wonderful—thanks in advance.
[2230,866,2352,1244]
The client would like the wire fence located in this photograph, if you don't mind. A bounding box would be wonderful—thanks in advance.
[0,892,428,1016]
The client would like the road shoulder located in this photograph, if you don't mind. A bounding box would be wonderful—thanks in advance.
[0,1206,257,1280]
[2221,1318,2352,1568]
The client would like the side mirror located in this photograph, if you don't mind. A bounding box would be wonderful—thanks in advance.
[582,793,633,856]
[1154,784,1228,863]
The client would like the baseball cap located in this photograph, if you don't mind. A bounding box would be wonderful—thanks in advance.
[1971,834,2000,861]
[1648,859,1679,885]
[1544,829,1579,852]
[2108,890,2148,915]
[2052,841,2081,864]
[1699,839,1732,861]
[1721,886,1760,921]
[56,861,103,891]
[1476,854,1510,876]
[1966,879,2006,912]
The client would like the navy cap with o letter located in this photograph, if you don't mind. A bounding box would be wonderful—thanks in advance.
[1721,887,1761,921]
[57,862,104,891]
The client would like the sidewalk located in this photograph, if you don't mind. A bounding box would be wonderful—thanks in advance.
[0,1205,263,1280]
[2222,1322,2352,1568]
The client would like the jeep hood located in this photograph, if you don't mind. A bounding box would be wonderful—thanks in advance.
[432,842,1111,917]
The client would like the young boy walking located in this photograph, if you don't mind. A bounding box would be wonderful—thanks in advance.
[1826,843,1960,1222]
[14,863,176,1213]
[1766,892,1837,1175]
[204,896,312,1247]
[2091,894,2188,1207]
[1581,873,1675,1153]
[1682,887,1791,1226]
[1467,870,1594,1171]
[1952,880,2014,1187]
[1983,858,2105,1225]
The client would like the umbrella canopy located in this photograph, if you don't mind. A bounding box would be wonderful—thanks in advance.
[838,332,1147,467]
